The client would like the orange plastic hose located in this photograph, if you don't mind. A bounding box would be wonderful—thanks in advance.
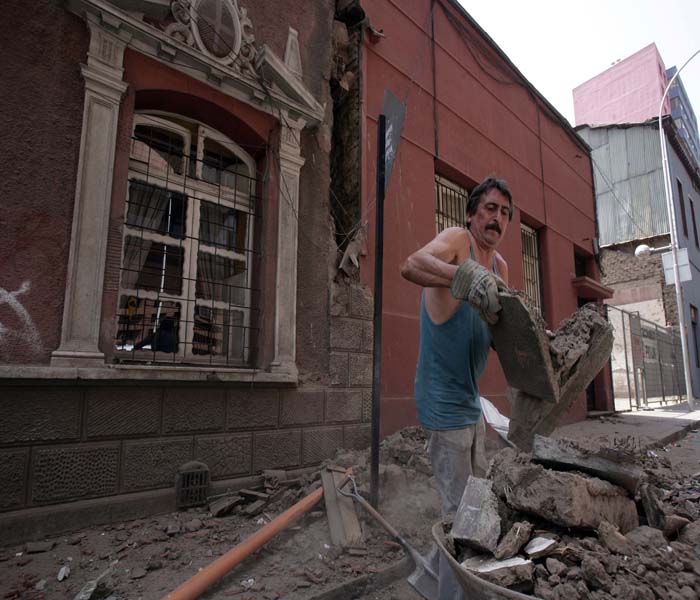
[163,472,350,600]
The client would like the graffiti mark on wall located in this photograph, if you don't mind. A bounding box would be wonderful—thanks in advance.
[0,281,43,354]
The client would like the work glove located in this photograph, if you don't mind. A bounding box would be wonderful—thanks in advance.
[451,259,507,325]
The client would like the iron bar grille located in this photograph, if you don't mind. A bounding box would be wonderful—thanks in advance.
[175,461,210,509]
[435,175,469,232]
[115,114,261,367]
[520,223,543,315]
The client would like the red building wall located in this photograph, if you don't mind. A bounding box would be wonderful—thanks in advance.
[358,0,603,435]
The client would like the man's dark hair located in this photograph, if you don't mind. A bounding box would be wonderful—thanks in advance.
[466,177,513,226]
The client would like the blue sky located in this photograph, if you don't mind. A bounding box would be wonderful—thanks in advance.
[459,0,700,126]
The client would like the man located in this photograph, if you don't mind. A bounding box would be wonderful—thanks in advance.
[401,175,512,515]
[400,176,512,599]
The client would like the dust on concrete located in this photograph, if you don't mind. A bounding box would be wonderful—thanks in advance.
[0,427,439,600]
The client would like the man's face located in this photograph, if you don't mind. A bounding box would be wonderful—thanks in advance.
[467,188,511,249]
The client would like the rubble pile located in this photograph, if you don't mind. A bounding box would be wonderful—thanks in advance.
[448,435,700,599]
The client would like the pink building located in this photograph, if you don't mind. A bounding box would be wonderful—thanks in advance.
[573,43,671,126]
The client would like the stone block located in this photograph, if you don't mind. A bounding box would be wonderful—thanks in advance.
[362,321,374,353]
[194,434,252,479]
[0,449,29,511]
[121,438,192,492]
[452,476,502,552]
[227,389,279,430]
[489,448,639,533]
[86,387,160,438]
[326,390,362,423]
[348,353,372,386]
[344,423,370,450]
[329,352,349,387]
[0,388,80,444]
[32,444,119,504]
[253,430,302,472]
[302,427,344,465]
[280,390,324,425]
[330,317,363,351]
[163,388,225,433]
[350,284,373,319]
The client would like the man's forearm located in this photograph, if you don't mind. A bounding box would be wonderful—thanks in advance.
[401,253,457,287]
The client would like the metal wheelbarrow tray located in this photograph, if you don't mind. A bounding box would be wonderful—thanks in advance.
[432,521,537,600]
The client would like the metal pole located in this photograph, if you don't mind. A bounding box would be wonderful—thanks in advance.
[619,309,634,410]
[656,324,666,406]
[370,115,386,508]
[658,48,700,410]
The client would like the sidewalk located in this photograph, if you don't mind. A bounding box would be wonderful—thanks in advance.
[553,401,700,449]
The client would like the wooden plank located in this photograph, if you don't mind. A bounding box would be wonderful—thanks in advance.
[331,470,363,547]
[321,470,347,547]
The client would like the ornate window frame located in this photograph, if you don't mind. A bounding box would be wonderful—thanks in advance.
[46,0,326,383]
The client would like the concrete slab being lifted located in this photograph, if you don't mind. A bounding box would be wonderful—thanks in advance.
[490,294,559,402]
[490,293,614,451]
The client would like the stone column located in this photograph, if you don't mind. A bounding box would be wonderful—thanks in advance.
[51,16,129,367]
[271,115,306,375]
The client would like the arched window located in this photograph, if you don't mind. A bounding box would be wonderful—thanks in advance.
[116,113,258,365]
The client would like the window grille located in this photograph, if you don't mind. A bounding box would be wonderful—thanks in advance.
[520,224,543,315]
[115,114,260,366]
[435,175,470,232]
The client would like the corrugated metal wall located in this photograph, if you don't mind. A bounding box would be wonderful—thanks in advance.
[579,125,669,246]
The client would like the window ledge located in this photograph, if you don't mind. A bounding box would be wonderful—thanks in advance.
[0,364,298,385]
[571,276,614,300]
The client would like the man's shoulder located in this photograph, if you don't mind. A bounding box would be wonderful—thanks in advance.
[438,226,469,245]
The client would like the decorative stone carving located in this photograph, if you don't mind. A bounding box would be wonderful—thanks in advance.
[165,0,257,72]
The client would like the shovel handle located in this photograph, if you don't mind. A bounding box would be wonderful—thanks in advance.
[350,489,401,539]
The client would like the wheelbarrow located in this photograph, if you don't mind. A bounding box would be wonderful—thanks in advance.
[431,521,536,600]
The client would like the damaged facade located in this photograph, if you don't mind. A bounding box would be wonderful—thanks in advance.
[0,0,375,539]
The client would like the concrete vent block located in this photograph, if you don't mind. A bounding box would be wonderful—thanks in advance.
[175,461,210,509]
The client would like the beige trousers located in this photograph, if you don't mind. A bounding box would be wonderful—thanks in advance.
[425,416,487,518]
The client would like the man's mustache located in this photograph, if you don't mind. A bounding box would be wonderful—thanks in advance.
[485,222,502,235]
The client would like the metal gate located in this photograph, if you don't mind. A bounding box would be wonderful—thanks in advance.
[606,305,686,411]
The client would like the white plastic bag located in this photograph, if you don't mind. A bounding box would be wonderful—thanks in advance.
[480,396,511,443]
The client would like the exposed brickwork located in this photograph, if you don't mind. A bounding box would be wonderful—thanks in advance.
[601,236,677,323]
[121,438,192,492]
[350,285,373,319]
[280,390,324,425]
[362,321,374,353]
[325,390,362,423]
[0,388,81,444]
[362,389,372,422]
[302,426,344,465]
[253,430,302,471]
[32,444,119,504]
[86,387,160,438]
[343,423,371,451]
[194,434,252,479]
[0,449,28,510]
[227,390,279,430]
[163,388,226,433]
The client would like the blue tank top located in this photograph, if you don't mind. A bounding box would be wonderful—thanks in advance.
[414,248,497,430]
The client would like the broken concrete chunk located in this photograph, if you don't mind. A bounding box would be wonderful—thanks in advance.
[461,555,534,589]
[25,541,55,554]
[494,521,533,560]
[451,477,502,553]
[524,537,557,559]
[545,557,567,577]
[581,555,612,591]
[597,520,633,555]
[625,525,667,548]
[663,514,690,538]
[532,435,642,493]
[678,520,700,546]
[505,306,613,452]
[209,495,243,518]
[639,482,666,530]
[244,499,268,517]
[489,448,639,533]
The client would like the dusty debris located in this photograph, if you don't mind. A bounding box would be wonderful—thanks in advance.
[494,521,533,560]
[462,555,534,589]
